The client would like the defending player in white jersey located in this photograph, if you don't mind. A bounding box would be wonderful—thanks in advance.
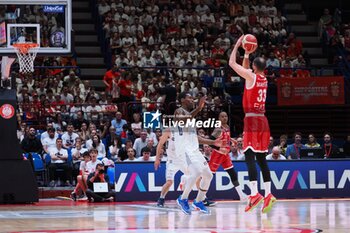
[154,127,188,207]
[154,126,222,208]
[174,92,223,215]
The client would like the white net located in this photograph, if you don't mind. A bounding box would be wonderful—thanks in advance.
[13,43,39,74]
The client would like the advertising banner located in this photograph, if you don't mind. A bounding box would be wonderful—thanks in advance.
[277,76,344,106]
[115,160,350,201]
[43,5,65,13]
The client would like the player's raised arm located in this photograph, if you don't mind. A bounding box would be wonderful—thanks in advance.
[174,94,206,121]
[242,52,250,69]
[190,95,206,118]
[229,35,255,84]
[155,128,170,170]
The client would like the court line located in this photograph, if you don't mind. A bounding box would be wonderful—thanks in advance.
[126,204,182,212]
[12,227,322,233]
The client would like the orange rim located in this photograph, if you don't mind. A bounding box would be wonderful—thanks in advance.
[13,43,39,54]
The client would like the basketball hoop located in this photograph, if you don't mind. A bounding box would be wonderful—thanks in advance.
[12,43,39,74]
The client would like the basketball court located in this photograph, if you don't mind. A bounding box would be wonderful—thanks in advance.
[0,199,349,233]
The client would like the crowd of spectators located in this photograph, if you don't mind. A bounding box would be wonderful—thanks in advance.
[97,0,312,87]
[319,8,350,73]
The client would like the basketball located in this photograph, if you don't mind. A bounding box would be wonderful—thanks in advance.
[242,34,258,53]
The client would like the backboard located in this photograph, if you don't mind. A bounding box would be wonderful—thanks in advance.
[0,0,72,55]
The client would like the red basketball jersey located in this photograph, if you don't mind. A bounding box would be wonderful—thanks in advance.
[243,73,268,114]
[219,126,231,152]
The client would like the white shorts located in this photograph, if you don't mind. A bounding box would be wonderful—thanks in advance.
[185,149,208,171]
[165,159,188,181]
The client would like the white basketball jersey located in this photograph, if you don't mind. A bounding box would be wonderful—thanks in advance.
[176,107,199,153]
[166,127,185,161]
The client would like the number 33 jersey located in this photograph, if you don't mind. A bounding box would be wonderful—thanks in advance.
[243,73,267,114]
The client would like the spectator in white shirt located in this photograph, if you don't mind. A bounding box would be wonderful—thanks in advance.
[200,10,215,24]
[136,147,156,162]
[140,50,156,67]
[236,137,245,159]
[124,148,137,161]
[178,52,189,67]
[129,55,142,67]
[266,0,277,16]
[266,52,281,68]
[260,13,272,28]
[192,81,207,97]
[234,10,248,25]
[266,146,287,160]
[274,11,287,27]
[215,33,231,51]
[85,130,97,149]
[151,44,164,59]
[48,138,72,187]
[61,123,80,149]
[193,55,207,67]
[140,12,153,26]
[188,47,199,61]
[60,86,74,104]
[42,127,58,154]
[85,96,102,123]
[121,32,135,52]
[71,138,88,165]
[109,137,121,162]
[182,62,198,78]
[63,70,79,84]
[115,52,130,67]
[256,3,267,14]
[126,46,138,60]
[114,7,129,23]
[41,123,58,144]
[130,18,144,35]
[87,135,106,159]
[133,130,149,157]
[195,3,210,16]
[166,50,180,66]
[71,138,89,180]
[291,55,305,68]
[98,0,110,15]
[86,149,102,173]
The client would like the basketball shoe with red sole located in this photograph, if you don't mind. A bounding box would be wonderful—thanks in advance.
[245,193,264,212]
[262,194,277,213]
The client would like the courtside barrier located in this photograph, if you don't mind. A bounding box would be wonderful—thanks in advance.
[114,160,350,201]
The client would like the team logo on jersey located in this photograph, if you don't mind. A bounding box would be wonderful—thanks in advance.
[0,104,15,119]
[143,110,162,129]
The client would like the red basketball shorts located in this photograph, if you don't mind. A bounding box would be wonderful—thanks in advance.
[243,115,270,153]
[208,150,233,173]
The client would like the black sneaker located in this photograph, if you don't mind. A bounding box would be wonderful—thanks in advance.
[70,192,77,201]
[203,198,217,207]
[157,198,165,207]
